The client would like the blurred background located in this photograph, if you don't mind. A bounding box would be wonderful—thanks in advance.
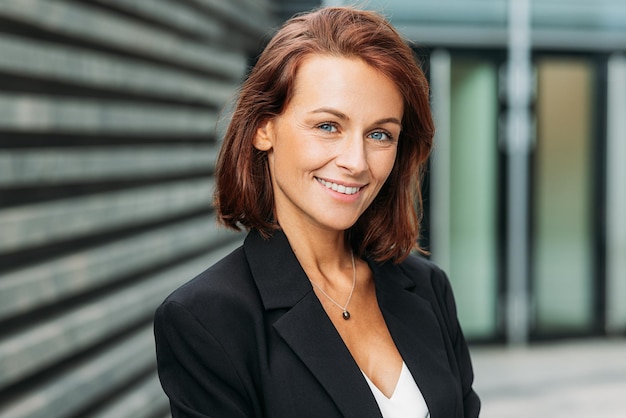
[0,0,624,417]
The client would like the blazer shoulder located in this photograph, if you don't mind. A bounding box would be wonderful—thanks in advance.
[397,253,449,289]
[395,254,458,326]
[159,245,262,325]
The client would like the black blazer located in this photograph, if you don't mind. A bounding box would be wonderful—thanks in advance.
[154,229,480,418]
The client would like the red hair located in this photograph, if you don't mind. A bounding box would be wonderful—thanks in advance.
[214,6,434,263]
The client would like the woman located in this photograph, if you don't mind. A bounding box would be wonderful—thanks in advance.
[154,6,480,418]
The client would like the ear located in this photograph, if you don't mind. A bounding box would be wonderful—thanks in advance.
[252,119,275,151]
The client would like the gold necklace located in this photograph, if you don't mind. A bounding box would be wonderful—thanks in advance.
[309,251,356,320]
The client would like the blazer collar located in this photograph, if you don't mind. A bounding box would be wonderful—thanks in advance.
[244,229,381,417]
[371,260,461,417]
[244,229,311,310]
[244,230,458,417]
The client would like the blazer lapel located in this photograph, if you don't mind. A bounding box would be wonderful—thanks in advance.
[244,230,381,418]
[371,260,460,418]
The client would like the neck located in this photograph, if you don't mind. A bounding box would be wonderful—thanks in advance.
[279,223,353,286]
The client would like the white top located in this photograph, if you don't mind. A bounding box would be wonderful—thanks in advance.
[362,362,430,418]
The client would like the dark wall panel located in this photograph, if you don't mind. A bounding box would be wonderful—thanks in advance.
[0,0,278,416]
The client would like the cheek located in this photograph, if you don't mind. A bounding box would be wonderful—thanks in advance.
[275,140,330,172]
[375,149,398,181]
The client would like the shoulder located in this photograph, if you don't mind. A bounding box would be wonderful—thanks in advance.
[157,245,262,333]
[397,253,451,294]
[166,246,253,301]
[397,253,443,276]
[153,246,264,415]
[394,254,460,333]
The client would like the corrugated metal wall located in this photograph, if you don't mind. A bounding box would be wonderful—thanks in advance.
[0,0,278,416]
[273,0,321,21]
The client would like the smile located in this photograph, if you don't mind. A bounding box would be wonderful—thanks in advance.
[315,178,362,195]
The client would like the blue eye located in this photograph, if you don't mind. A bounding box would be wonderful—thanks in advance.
[317,122,338,133]
[369,131,393,141]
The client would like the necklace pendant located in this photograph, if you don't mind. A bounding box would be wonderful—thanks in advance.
[342,310,351,320]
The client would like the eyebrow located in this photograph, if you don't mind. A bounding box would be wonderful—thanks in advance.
[310,107,402,128]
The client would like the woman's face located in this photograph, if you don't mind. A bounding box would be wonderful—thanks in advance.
[253,54,403,234]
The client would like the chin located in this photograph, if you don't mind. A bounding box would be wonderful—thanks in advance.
[317,216,360,232]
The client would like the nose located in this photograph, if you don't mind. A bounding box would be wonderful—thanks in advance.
[335,133,369,174]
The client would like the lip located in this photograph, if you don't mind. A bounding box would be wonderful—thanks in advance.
[315,177,366,196]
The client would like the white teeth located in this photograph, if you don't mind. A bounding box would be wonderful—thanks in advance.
[317,178,360,195]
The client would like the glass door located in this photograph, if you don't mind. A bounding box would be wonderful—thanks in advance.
[430,52,500,340]
[532,57,597,335]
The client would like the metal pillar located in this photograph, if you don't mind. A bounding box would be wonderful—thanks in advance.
[606,54,626,334]
[429,50,452,274]
[506,0,532,345]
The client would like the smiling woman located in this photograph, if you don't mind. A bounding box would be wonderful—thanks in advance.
[154,6,480,418]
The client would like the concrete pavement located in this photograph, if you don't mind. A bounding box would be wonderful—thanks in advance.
[470,338,626,417]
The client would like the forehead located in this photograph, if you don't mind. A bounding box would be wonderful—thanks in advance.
[287,54,403,116]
